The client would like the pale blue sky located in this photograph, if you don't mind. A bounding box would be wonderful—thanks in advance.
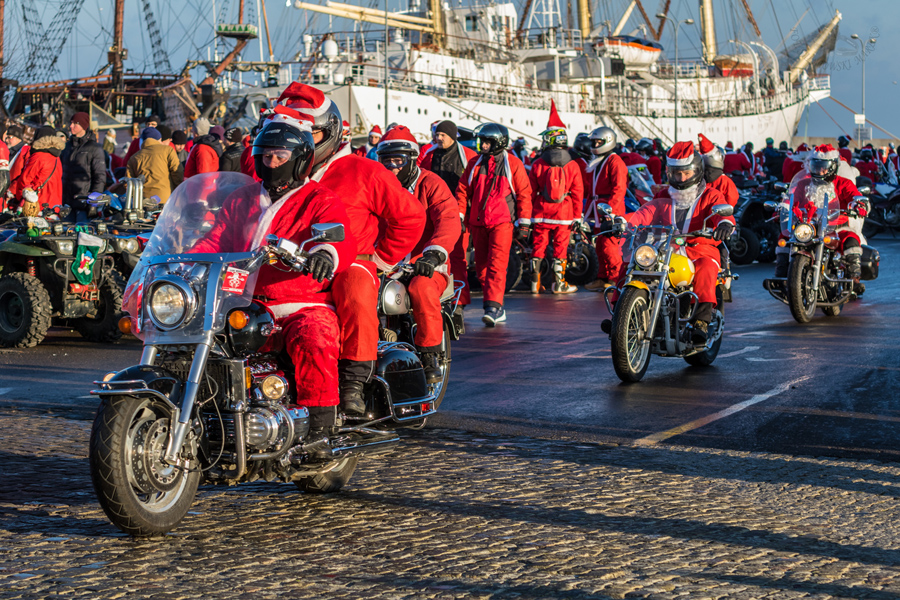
[9,0,896,141]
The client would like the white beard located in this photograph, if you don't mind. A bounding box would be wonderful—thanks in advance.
[668,181,703,209]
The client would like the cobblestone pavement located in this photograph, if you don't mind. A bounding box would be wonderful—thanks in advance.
[2,411,900,599]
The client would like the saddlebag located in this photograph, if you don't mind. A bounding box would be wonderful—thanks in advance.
[860,245,879,281]
[373,341,435,423]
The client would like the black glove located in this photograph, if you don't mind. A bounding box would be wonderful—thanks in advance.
[305,250,335,282]
[516,224,532,240]
[414,249,446,278]
[460,217,466,235]
[712,221,735,242]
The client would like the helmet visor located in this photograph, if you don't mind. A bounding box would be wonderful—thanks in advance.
[808,158,835,178]
[667,164,699,185]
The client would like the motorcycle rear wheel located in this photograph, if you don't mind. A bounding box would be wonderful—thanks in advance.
[89,395,200,536]
[611,287,651,383]
[294,456,359,493]
[566,244,599,286]
[787,254,818,323]
[729,227,760,265]
[430,323,452,409]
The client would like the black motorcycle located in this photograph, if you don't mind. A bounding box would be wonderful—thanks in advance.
[90,174,438,536]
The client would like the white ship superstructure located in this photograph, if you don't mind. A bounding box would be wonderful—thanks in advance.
[229,0,840,148]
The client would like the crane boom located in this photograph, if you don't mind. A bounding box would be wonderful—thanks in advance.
[654,0,671,40]
[632,0,657,40]
[739,0,761,37]
[142,0,174,74]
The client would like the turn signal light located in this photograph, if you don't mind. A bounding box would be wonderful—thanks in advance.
[118,317,132,335]
[229,310,250,330]
[823,236,832,244]
[245,367,253,390]
[777,239,787,247]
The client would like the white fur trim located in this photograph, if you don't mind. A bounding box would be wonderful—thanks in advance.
[266,113,313,132]
[288,95,333,118]
[310,141,352,182]
[667,155,695,167]
[809,148,840,161]
[422,244,449,263]
[532,218,576,225]
[309,243,340,272]
[268,302,335,319]
[372,252,395,273]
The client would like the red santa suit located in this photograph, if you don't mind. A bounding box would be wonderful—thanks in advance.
[239,144,262,182]
[627,185,733,305]
[723,151,751,175]
[419,140,477,306]
[839,147,853,164]
[782,144,809,183]
[529,148,583,261]
[856,159,880,183]
[645,154,663,184]
[710,174,738,207]
[456,151,532,307]
[184,137,221,178]
[352,125,382,159]
[9,133,64,211]
[191,178,356,408]
[584,152,628,282]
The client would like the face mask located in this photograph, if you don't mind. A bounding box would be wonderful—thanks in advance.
[255,156,296,198]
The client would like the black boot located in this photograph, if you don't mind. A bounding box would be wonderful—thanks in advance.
[339,381,366,416]
[691,321,709,345]
[420,352,442,384]
[845,254,862,281]
[774,253,789,278]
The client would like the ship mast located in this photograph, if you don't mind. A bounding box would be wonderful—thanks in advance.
[576,0,591,39]
[788,9,841,83]
[0,0,5,84]
[110,0,125,90]
[611,0,635,36]
[698,0,717,64]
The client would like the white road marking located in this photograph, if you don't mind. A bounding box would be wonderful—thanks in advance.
[0,388,13,396]
[730,331,776,338]
[634,375,811,446]
[716,346,760,358]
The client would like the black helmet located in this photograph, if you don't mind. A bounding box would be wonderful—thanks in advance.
[779,141,788,151]
[573,132,591,159]
[837,135,850,148]
[635,137,653,154]
[625,138,636,150]
[666,151,705,190]
[860,147,874,161]
[807,155,838,183]
[252,121,316,193]
[474,123,509,156]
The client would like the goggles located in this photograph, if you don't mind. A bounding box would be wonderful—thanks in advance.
[255,148,294,161]
[379,154,411,170]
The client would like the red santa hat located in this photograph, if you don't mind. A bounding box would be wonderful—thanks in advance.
[796,143,809,152]
[666,141,697,166]
[809,144,839,161]
[724,141,734,151]
[369,125,383,137]
[277,82,333,117]
[697,133,716,155]
[376,124,419,154]
[547,99,566,130]
[259,105,314,132]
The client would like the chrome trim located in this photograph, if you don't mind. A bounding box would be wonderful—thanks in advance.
[140,346,158,366]
[146,275,197,332]
[90,385,179,412]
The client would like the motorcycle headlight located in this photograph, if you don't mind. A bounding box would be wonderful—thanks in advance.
[793,223,815,243]
[148,281,191,329]
[56,240,74,255]
[118,237,140,254]
[259,375,288,401]
[634,244,658,268]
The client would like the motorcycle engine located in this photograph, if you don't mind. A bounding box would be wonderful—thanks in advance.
[244,403,310,452]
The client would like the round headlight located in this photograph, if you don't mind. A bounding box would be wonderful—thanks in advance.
[260,375,288,400]
[120,237,140,254]
[634,244,658,268]
[793,223,814,243]
[149,283,186,327]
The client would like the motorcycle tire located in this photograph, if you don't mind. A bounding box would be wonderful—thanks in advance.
[729,227,760,265]
[787,254,818,323]
[72,269,126,343]
[610,287,652,383]
[566,244,599,286]
[505,246,523,292]
[0,273,52,348]
[430,322,452,409]
[294,456,359,494]
[684,309,724,367]
[89,394,201,536]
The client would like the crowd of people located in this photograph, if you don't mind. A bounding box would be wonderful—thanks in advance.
[0,90,879,425]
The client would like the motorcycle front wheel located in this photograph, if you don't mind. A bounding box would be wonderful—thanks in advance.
[294,456,359,493]
[90,395,200,536]
[610,287,652,383]
[787,254,818,323]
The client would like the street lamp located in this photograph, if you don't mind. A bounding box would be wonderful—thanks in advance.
[657,13,694,142]
[850,33,877,137]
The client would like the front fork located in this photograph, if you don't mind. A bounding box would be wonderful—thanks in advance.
[141,342,212,466]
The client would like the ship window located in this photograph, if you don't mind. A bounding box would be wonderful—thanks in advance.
[465,15,478,32]
[405,107,408,113]
[378,104,381,109]
[418,109,421,114]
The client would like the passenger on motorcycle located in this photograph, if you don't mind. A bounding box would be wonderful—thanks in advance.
[855,146,881,183]
[636,138,662,184]
[583,126,628,291]
[698,134,738,207]
[777,144,866,281]
[274,83,426,417]
[625,141,735,344]
[528,122,584,294]
[376,125,460,383]
[190,112,357,430]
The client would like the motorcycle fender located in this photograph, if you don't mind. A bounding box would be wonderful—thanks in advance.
[92,365,183,413]
[442,309,463,341]
[625,280,650,292]
[0,241,54,257]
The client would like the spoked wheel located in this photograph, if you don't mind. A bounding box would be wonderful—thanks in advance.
[90,395,200,536]
[729,227,760,265]
[566,243,599,286]
[429,323,452,409]
[684,309,724,367]
[610,287,652,383]
[294,456,359,493]
[787,254,818,323]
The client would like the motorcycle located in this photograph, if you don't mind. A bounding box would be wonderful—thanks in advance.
[762,175,879,323]
[858,175,900,239]
[728,178,781,265]
[600,203,734,383]
[90,173,437,536]
[378,262,465,407]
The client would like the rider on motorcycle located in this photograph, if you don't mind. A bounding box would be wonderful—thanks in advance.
[190,111,356,430]
[625,141,735,344]
[528,124,584,294]
[375,125,460,383]
[583,126,628,291]
[272,83,426,417]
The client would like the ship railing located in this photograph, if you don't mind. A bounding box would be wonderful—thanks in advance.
[601,85,805,119]
[655,60,713,79]
[809,75,831,91]
[514,28,584,51]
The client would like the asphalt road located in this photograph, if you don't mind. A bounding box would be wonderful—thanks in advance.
[1,238,899,461]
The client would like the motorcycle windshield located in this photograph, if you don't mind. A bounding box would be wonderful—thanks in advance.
[781,174,838,238]
[624,224,673,266]
[628,165,654,204]
[123,172,267,344]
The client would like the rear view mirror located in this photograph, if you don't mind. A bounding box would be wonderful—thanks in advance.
[596,203,612,214]
[773,182,788,192]
[311,223,345,242]
[711,204,733,217]
[857,185,872,195]
[764,201,780,211]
